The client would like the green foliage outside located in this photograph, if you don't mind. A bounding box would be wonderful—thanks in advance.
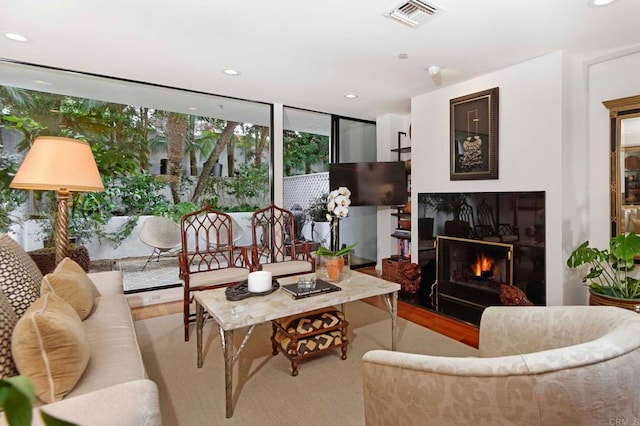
[283,130,329,176]
[0,153,27,233]
[0,84,286,244]
[306,193,329,222]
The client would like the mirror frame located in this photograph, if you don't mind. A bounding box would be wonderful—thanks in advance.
[603,95,640,236]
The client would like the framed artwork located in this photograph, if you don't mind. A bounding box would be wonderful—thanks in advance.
[450,87,499,180]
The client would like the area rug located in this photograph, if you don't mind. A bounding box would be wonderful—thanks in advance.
[134,301,478,425]
[119,257,181,294]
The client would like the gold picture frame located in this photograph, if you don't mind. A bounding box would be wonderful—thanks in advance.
[450,87,499,180]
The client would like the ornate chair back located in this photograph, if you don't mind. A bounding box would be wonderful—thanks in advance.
[178,204,250,340]
[250,203,314,277]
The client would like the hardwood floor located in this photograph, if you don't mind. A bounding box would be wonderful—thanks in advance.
[131,268,480,349]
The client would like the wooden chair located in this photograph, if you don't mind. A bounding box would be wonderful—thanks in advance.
[178,204,252,341]
[250,203,314,278]
[476,200,519,243]
[475,200,501,242]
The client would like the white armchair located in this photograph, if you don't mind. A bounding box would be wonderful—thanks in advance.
[362,306,640,425]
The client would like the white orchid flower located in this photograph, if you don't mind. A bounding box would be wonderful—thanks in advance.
[327,199,336,212]
[338,187,351,198]
[333,205,349,218]
[333,194,349,208]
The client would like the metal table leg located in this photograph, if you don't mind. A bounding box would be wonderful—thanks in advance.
[196,301,204,368]
[381,291,398,351]
[223,329,234,418]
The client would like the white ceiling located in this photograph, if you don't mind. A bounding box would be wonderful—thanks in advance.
[2,0,640,121]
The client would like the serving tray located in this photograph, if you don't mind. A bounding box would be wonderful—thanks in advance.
[225,279,280,301]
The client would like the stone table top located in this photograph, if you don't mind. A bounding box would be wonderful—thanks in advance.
[194,270,400,330]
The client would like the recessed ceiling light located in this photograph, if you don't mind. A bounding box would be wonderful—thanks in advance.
[188,106,197,111]
[222,69,240,76]
[398,53,409,60]
[33,80,52,86]
[344,94,358,99]
[588,0,617,6]
[5,32,29,42]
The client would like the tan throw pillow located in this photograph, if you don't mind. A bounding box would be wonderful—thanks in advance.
[54,258,100,299]
[0,234,43,317]
[0,289,19,379]
[40,258,98,320]
[12,293,90,403]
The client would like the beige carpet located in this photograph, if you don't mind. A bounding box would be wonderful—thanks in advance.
[135,301,478,426]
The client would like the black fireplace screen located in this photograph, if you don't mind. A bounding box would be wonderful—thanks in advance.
[436,236,513,309]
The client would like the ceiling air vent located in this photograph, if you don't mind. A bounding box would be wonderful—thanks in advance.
[387,0,442,28]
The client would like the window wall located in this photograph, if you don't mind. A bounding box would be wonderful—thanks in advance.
[0,60,271,247]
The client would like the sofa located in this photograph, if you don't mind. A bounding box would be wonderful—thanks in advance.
[0,234,161,425]
[362,305,640,425]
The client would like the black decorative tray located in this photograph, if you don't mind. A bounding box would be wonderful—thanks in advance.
[225,279,280,301]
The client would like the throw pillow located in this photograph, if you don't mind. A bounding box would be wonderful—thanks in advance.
[12,293,90,403]
[499,284,534,306]
[39,258,99,320]
[0,290,19,379]
[0,234,42,317]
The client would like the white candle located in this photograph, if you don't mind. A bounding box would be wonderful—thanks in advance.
[247,271,272,293]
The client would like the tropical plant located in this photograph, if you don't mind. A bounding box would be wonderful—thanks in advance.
[306,194,329,222]
[0,153,28,233]
[418,193,470,221]
[153,201,199,223]
[567,232,640,299]
[0,376,75,426]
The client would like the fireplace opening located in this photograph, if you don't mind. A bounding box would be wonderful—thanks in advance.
[435,236,513,316]
[411,191,545,326]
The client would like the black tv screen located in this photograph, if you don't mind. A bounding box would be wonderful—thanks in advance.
[329,161,407,206]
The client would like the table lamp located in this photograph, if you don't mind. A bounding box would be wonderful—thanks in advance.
[10,136,104,265]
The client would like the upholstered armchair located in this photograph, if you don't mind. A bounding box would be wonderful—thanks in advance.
[362,306,640,425]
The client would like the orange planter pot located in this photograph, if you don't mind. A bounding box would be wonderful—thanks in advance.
[316,254,351,283]
[325,257,344,281]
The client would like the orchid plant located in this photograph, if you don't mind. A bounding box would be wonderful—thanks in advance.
[316,187,358,256]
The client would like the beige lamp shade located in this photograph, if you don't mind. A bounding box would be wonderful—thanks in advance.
[10,136,104,192]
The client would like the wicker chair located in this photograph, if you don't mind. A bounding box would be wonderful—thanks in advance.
[178,205,252,341]
[138,216,181,271]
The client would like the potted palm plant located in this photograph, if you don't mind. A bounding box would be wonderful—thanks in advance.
[567,232,640,312]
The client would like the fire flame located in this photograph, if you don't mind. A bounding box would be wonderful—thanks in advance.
[471,253,495,277]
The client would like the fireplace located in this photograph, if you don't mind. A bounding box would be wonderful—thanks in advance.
[411,191,545,325]
[433,236,513,321]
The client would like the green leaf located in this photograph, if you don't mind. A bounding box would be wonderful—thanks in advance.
[0,376,36,426]
[316,242,358,257]
[40,409,80,426]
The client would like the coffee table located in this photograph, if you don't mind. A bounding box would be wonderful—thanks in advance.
[193,270,400,418]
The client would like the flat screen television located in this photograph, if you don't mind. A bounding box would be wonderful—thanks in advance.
[329,161,407,206]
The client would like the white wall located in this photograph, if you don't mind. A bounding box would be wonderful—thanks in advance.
[410,52,565,305]
[375,113,410,268]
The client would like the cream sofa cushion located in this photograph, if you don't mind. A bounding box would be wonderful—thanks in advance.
[40,258,98,320]
[12,293,90,403]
